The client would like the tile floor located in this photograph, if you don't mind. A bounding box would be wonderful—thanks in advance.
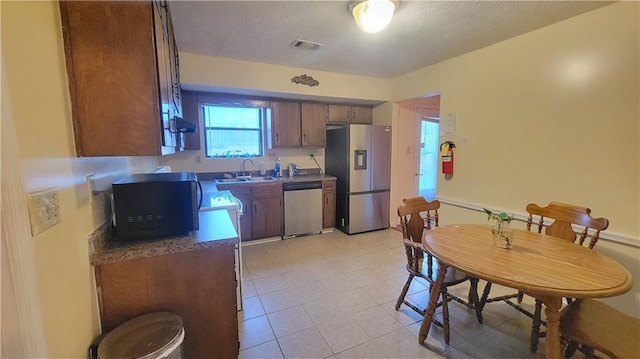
[237,228,558,359]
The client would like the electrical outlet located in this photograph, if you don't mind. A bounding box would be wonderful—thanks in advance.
[195,155,201,163]
[27,188,61,236]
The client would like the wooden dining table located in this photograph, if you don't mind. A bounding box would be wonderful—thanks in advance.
[419,224,632,359]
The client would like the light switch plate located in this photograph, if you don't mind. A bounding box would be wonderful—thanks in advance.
[27,188,61,235]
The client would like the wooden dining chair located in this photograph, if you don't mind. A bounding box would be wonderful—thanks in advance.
[395,197,480,344]
[560,299,640,359]
[476,202,609,353]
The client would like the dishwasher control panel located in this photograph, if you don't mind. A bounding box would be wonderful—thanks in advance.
[283,181,323,191]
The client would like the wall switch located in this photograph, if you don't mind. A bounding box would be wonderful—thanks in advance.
[27,188,61,236]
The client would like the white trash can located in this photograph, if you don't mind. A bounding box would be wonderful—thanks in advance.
[97,312,184,359]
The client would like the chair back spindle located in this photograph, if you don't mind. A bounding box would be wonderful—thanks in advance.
[525,202,609,249]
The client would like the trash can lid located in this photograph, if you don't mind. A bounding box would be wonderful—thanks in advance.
[98,312,184,359]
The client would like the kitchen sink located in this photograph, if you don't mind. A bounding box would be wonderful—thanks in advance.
[215,178,248,183]
[247,176,277,181]
[215,176,277,184]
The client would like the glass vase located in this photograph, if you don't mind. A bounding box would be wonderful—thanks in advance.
[492,220,514,248]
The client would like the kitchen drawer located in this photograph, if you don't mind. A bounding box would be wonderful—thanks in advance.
[323,179,336,190]
[251,183,283,199]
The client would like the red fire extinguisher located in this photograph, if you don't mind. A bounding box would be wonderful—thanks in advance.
[440,141,456,175]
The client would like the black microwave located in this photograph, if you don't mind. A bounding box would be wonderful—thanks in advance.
[111,172,201,240]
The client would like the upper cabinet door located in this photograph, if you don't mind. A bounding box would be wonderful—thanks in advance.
[301,103,327,147]
[59,0,181,156]
[327,105,351,124]
[166,3,181,119]
[270,101,301,147]
[327,105,373,124]
[350,106,373,124]
[153,1,175,150]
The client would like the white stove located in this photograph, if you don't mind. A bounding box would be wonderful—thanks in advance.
[200,190,244,311]
[201,190,242,212]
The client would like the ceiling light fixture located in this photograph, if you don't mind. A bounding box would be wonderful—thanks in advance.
[348,0,398,34]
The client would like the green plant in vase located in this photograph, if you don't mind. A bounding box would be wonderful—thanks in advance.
[483,208,515,248]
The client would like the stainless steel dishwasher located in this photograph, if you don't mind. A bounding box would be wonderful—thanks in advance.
[283,181,323,238]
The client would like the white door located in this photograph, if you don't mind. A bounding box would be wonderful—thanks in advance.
[413,107,440,201]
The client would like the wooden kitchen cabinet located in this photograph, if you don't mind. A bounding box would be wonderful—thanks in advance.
[94,245,239,358]
[323,179,336,229]
[268,101,326,148]
[217,183,282,241]
[252,183,283,240]
[327,104,373,124]
[301,103,327,147]
[269,101,302,147]
[327,105,351,124]
[350,106,374,124]
[59,0,183,156]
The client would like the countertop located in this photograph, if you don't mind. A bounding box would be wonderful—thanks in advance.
[206,174,336,189]
[89,209,238,266]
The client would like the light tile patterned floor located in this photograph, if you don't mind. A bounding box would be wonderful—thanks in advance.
[237,229,555,359]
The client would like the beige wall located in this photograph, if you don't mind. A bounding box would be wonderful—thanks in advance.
[179,52,391,102]
[391,2,639,238]
[2,2,158,357]
[390,2,639,316]
[372,102,393,126]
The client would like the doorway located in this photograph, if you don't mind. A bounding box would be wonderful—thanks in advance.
[418,118,440,200]
[414,107,440,200]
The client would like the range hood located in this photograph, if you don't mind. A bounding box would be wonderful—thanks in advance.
[174,117,197,133]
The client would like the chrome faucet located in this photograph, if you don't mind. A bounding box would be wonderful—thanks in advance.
[241,158,254,177]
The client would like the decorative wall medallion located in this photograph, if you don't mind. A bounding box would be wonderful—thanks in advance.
[291,74,319,87]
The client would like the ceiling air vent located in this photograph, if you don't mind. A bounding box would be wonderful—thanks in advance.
[291,39,324,50]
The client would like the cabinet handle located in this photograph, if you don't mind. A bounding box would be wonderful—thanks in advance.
[253,204,257,215]
[303,133,306,143]
[276,133,279,143]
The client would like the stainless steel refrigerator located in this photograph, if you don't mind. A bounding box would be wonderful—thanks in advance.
[325,124,391,234]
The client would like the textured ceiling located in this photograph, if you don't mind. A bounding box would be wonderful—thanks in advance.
[170,1,613,79]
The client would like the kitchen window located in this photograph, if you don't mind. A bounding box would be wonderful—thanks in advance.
[202,105,269,158]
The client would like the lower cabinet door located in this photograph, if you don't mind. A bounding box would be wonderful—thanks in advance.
[94,246,239,358]
[253,197,282,239]
[323,189,336,229]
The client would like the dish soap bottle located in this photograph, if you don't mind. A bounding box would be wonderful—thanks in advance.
[274,157,281,178]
